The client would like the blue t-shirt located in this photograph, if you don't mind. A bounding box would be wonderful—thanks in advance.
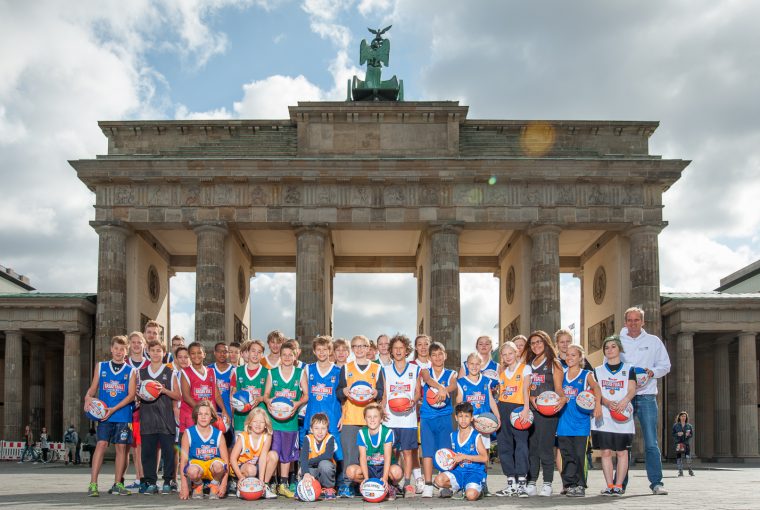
[420,367,455,419]
[97,361,134,423]
[556,369,591,436]
[303,362,342,434]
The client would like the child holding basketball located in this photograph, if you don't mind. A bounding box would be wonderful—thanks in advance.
[230,407,277,499]
[299,413,339,499]
[556,344,601,497]
[179,401,229,499]
[179,342,230,435]
[591,336,636,496]
[301,336,342,463]
[419,341,457,498]
[84,335,137,497]
[230,340,268,433]
[263,340,308,498]
[345,403,403,501]
[435,402,489,501]
[458,336,499,381]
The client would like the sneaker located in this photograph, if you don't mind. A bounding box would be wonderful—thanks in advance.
[652,484,668,495]
[387,485,397,501]
[289,481,297,494]
[161,483,171,495]
[141,484,158,495]
[525,482,537,496]
[493,485,515,497]
[688,469,694,476]
[612,487,624,497]
[208,481,220,500]
[277,483,295,498]
[575,487,585,497]
[125,480,141,490]
[539,483,552,497]
[88,483,99,497]
[678,470,683,477]
[322,488,337,500]
[439,487,453,498]
[338,484,354,498]
[192,484,204,499]
[404,484,416,497]
[601,487,614,496]
[482,481,490,497]
[264,484,278,499]
[516,483,529,498]
[228,478,237,495]
[169,480,178,492]
[422,484,434,498]
[452,489,465,500]
[113,482,131,496]
[137,482,150,494]
[565,486,578,497]
[415,477,425,494]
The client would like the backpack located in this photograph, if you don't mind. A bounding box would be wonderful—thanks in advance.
[64,430,75,443]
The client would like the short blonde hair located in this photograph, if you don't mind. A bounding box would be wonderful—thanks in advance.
[567,344,585,358]
[624,307,645,321]
[500,341,518,355]
[128,331,145,344]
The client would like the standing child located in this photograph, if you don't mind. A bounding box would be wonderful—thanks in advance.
[457,352,500,439]
[178,401,229,500]
[556,344,601,497]
[333,338,349,368]
[230,340,268,433]
[375,334,393,367]
[125,331,150,490]
[264,340,308,498]
[84,335,137,497]
[458,336,499,382]
[345,403,403,500]
[39,427,50,464]
[493,341,532,497]
[230,408,277,499]
[434,402,489,501]
[299,413,339,499]
[418,341,457,498]
[261,330,285,370]
[673,412,694,477]
[209,342,234,449]
[228,342,241,367]
[180,343,230,435]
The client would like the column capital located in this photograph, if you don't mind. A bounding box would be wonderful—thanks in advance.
[677,330,696,338]
[191,221,228,235]
[90,220,132,236]
[624,223,665,238]
[738,331,758,339]
[293,223,329,238]
[3,329,22,336]
[63,330,81,336]
[526,224,562,237]
[425,222,463,237]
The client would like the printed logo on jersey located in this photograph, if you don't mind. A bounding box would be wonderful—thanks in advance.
[563,385,579,397]
[601,379,624,396]
[390,382,412,393]
[216,379,230,394]
[532,374,546,384]
[501,385,518,398]
[103,380,126,398]
[309,383,333,401]
[193,384,213,400]
[246,387,262,398]
[465,391,486,409]
[274,389,297,400]
[368,452,384,466]
[194,444,218,460]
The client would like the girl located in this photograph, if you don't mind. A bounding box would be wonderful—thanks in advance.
[525,330,566,497]
[375,334,393,367]
[230,340,268,433]
[411,334,432,369]
[456,352,501,434]
[556,344,601,498]
[230,408,277,498]
[672,411,694,477]
[179,401,229,500]
[591,336,636,497]
[493,341,532,497]
[512,335,528,362]
[180,343,229,435]
[345,403,403,501]
[459,335,499,381]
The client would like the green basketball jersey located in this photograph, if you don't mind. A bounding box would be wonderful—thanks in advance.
[268,365,303,432]
[359,425,396,466]
[232,364,269,432]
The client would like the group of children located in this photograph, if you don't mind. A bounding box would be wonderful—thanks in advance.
[83,316,660,501]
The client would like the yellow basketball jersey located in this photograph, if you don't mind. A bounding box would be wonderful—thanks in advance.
[342,361,380,425]
[498,362,527,404]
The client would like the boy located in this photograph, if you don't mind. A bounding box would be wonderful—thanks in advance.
[209,342,235,448]
[264,340,308,498]
[299,413,338,499]
[179,401,229,500]
[228,342,241,367]
[336,335,383,497]
[419,341,457,497]
[230,340,268,433]
[262,330,285,370]
[301,336,342,450]
[125,331,149,490]
[434,402,488,501]
[180,342,230,434]
[333,338,349,367]
[381,334,420,497]
[84,335,137,497]
[138,339,181,494]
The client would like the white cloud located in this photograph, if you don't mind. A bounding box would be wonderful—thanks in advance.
[175,104,233,120]
[171,311,196,342]
[357,0,393,17]
[233,75,324,118]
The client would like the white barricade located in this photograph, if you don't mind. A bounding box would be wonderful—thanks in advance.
[1,440,25,460]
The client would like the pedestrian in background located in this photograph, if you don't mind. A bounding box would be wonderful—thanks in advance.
[672,412,694,477]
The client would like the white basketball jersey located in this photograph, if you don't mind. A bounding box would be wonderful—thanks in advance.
[383,362,420,428]
[591,362,635,434]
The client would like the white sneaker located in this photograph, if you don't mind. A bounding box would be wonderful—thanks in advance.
[415,477,425,494]
[539,483,552,497]
[652,485,668,495]
[525,483,537,496]
[421,485,434,498]
[264,485,277,499]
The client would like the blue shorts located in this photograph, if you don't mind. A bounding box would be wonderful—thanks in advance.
[393,427,418,452]
[421,415,453,458]
[96,421,132,445]
[368,464,385,479]
[443,468,485,493]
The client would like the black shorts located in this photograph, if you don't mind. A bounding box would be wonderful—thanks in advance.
[591,431,632,452]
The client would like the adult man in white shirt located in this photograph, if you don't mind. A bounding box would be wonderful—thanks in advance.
[619,306,671,495]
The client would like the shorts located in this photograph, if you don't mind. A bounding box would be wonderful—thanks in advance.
[480,434,491,450]
[131,416,141,447]
[368,464,385,479]
[591,431,633,451]
[186,458,226,480]
[272,430,299,463]
[420,415,453,458]
[393,428,418,452]
[97,421,132,445]
[442,469,484,493]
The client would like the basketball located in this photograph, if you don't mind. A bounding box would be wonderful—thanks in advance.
[434,448,456,471]
[360,478,387,503]
[509,406,534,430]
[425,387,446,408]
[387,391,413,414]
[576,390,595,413]
[137,380,162,402]
[634,367,650,388]
[237,477,265,500]
[473,411,499,434]
[270,396,295,420]
[535,390,561,416]
[610,401,634,423]
[296,477,322,502]
[231,390,253,413]
[348,381,374,405]
[213,413,230,432]
[481,368,499,380]
[85,398,108,421]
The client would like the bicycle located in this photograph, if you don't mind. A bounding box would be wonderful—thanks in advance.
[32,445,61,464]
[17,444,40,463]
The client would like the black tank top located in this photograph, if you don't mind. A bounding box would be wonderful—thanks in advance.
[138,365,176,435]
[530,358,557,397]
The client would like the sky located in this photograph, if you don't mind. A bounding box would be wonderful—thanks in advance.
[1,0,759,353]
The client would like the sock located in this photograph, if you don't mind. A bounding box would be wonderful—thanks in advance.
[508,477,515,485]
[517,477,526,485]
[425,482,433,486]
[412,468,422,480]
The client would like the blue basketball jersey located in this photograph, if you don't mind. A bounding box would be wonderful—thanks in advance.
[209,363,233,417]
[556,369,591,436]
[457,375,493,416]
[420,367,455,418]
[450,428,485,476]
[303,362,342,433]
[187,425,222,461]
[97,361,134,423]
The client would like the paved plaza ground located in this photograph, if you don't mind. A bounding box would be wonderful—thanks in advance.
[1,460,757,509]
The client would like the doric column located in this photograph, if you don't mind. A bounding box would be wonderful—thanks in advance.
[3,331,23,440]
[737,331,759,457]
[428,224,462,369]
[676,331,695,421]
[29,341,45,433]
[193,222,227,354]
[63,331,82,434]
[92,221,130,363]
[528,225,561,334]
[295,226,328,351]
[50,353,64,435]
[713,337,732,457]
[626,225,663,337]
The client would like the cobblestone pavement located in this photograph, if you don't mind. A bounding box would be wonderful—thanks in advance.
[1,460,757,509]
